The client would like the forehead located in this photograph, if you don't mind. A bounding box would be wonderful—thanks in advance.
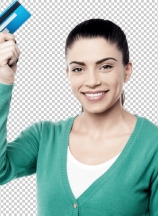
[67,37,121,62]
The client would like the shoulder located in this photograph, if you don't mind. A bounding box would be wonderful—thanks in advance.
[137,115,158,152]
[38,115,76,134]
[134,115,158,172]
[139,115,158,137]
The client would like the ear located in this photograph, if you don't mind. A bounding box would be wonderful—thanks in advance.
[124,61,133,83]
[65,67,70,80]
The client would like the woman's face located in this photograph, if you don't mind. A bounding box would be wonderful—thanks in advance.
[66,37,132,113]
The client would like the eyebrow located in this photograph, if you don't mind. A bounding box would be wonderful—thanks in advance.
[69,57,117,66]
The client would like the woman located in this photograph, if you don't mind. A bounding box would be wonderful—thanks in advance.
[0,19,157,215]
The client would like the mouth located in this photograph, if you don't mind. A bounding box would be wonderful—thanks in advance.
[81,90,109,101]
[81,90,109,95]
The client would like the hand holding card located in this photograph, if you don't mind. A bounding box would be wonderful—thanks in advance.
[0,1,31,84]
[0,32,21,84]
[0,0,31,34]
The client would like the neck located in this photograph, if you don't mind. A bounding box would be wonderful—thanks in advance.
[79,98,131,139]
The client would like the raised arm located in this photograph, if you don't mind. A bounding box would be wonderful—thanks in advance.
[0,32,41,185]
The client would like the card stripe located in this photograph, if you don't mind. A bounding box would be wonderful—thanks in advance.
[0,1,21,25]
[0,13,17,32]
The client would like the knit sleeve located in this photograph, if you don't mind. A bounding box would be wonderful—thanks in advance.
[0,83,42,185]
[149,172,158,215]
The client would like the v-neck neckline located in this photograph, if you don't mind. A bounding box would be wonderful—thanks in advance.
[61,113,143,206]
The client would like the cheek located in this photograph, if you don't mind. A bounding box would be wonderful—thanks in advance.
[69,77,80,94]
[107,75,123,93]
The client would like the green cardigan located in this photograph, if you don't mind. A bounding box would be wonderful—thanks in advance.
[0,83,158,216]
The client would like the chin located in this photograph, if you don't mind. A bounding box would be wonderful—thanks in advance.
[83,107,110,114]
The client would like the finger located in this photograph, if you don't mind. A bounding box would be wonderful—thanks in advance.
[13,39,21,56]
[0,40,16,49]
[0,40,19,54]
[0,32,15,43]
[10,58,19,67]
[11,62,18,74]
[0,46,19,61]
[0,39,21,57]
[0,51,17,67]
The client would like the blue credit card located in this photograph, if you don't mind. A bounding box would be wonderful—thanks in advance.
[0,0,31,33]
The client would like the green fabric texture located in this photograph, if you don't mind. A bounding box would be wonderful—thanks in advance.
[0,83,158,216]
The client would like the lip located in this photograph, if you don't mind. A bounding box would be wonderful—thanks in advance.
[82,91,108,102]
[82,90,109,94]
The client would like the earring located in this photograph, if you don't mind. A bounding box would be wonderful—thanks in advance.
[124,74,127,81]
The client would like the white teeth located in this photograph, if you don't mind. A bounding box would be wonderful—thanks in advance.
[85,91,106,97]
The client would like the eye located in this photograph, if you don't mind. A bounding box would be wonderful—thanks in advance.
[72,65,113,73]
[72,67,83,73]
[101,65,113,70]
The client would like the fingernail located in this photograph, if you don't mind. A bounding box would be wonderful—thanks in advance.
[15,40,17,44]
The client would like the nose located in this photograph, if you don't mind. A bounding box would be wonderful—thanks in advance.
[84,70,101,87]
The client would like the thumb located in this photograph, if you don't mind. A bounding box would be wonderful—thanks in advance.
[11,63,17,74]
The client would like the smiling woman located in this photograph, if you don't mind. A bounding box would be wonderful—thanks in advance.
[0,19,158,216]
[65,19,128,112]
[63,19,158,215]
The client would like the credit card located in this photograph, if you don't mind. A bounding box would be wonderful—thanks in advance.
[0,0,31,33]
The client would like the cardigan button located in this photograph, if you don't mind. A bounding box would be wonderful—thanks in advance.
[73,203,77,208]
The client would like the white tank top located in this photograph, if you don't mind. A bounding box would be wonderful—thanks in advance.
[67,145,121,199]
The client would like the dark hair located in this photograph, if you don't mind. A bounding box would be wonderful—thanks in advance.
[65,19,129,112]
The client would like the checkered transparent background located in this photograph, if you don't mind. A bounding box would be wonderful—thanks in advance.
[0,0,157,215]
